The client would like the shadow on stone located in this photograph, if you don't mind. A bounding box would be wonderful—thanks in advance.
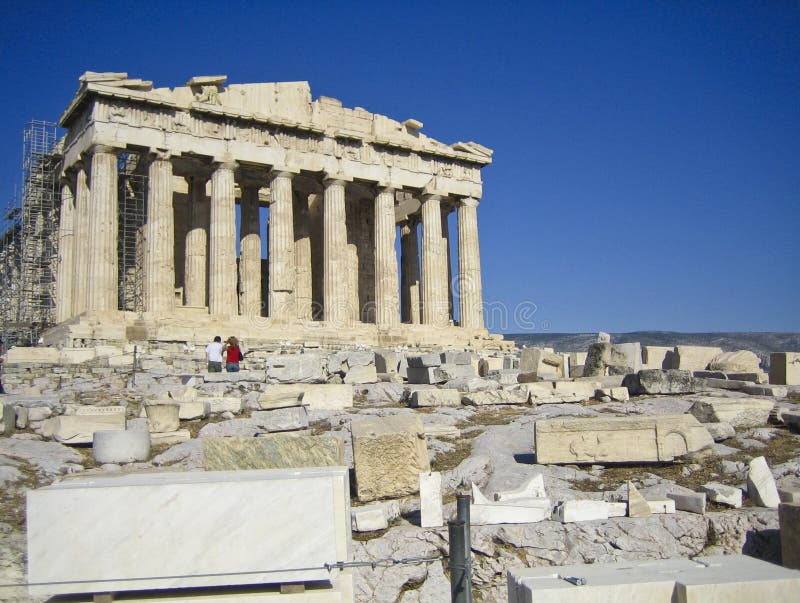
[743,528,782,564]
[514,453,538,464]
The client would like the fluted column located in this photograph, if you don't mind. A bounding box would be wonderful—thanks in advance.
[143,151,175,315]
[55,178,76,322]
[71,164,90,315]
[400,219,421,324]
[294,192,313,321]
[374,186,399,327]
[441,204,454,322]
[184,175,209,307]
[421,194,448,326]
[458,196,484,329]
[323,178,349,325]
[239,183,262,318]
[268,171,295,322]
[209,161,238,316]
[86,146,119,313]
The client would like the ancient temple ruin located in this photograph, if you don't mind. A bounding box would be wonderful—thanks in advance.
[32,72,502,348]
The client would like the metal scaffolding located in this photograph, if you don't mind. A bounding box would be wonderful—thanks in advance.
[117,152,147,313]
[0,120,62,347]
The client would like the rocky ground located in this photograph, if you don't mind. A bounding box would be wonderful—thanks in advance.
[1,356,799,602]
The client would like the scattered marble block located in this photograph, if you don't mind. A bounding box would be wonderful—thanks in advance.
[410,388,461,407]
[779,484,800,504]
[149,429,191,446]
[27,467,352,596]
[177,400,209,420]
[203,435,344,471]
[375,350,400,374]
[251,406,309,432]
[554,500,609,523]
[534,414,714,464]
[596,386,630,402]
[642,345,673,369]
[145,404,180,433]
[461,389,528,405]
[708,350,762,373]
[440,350,473,365]
[700,482,742,508]
[257,385,305,408]
[689,397,774,429]
[673,346,724,371]
[478,356,504,376]
[507,555,800,603]
[2,402,15,436]
[646,499,676,514]
[770,352,800,385]
[703,421,735,442]
[486,369,520,386]
[343,365,378,384]
[351,415,430,502]
[780,503,800,569]
[351,504,389,532]
[420,472,443,528]
[407,353,442,368]
[4,346,60,364]
[41,414,126,444]
[667,491,707,514]
[627,481,652,517]
[623,369,697,395]
[607,502,628,517]
[92,430,150,464]
[747,456,781,508]
[265,354,324,384]
[302,385,354,410]
[205,397,242,414]
[494,474,547,502]
[470,503,550,525]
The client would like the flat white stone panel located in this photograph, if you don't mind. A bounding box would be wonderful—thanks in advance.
[27,467,351,596]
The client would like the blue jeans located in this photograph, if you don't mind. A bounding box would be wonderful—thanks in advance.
[226,362,240,372]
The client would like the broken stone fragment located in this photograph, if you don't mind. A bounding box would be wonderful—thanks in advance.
[746,456,780,508]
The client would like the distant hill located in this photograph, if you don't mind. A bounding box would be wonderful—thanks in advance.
[507,332,800,367]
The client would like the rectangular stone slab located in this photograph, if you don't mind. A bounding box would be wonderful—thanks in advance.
[507,556,800,603]
[534,414,713,464]
[27,468,351,596]
[202,435,344,471]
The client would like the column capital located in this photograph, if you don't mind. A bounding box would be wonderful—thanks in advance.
[89,144,119,156]
[269,168,296,181]
[213,159,238,171]
[459,196,480,208]
[148,149,172,163]
[323,173,353,187]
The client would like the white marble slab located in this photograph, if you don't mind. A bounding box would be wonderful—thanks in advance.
[507,555,800,603]
[420,472,443,528]
[27,467,351,596]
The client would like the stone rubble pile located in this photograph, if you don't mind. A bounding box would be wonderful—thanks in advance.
[2,337,800,602]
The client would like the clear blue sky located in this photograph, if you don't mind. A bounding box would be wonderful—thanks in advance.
[1,1,798,333]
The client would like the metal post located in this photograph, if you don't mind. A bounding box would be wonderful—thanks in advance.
[132,345,137,387]
[450,493,473,603]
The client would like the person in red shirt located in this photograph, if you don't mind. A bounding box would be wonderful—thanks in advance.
[223,336,242,372]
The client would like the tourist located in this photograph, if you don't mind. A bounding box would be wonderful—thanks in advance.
[223,336,243,372]
[205,336,223,372]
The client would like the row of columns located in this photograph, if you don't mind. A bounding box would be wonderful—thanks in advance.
[54,147,485,330]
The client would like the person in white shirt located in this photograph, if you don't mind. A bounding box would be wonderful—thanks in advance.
[205,335,223,372]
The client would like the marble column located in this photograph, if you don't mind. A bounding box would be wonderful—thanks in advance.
[208,161,238,316]
[458,196,484,329]
[374,186,399,327]
[400,219,421,324]
[323,178,349,325]
[421,194,448,326]
[268,171,296,322]
[441,204,454,322]
[184,175,209,307]
[86,146,119,313]
[143,151,175,314]
[55,178,75,323]
[71,164,90,315]
[294,192,313,321]
[239,182,262,318]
